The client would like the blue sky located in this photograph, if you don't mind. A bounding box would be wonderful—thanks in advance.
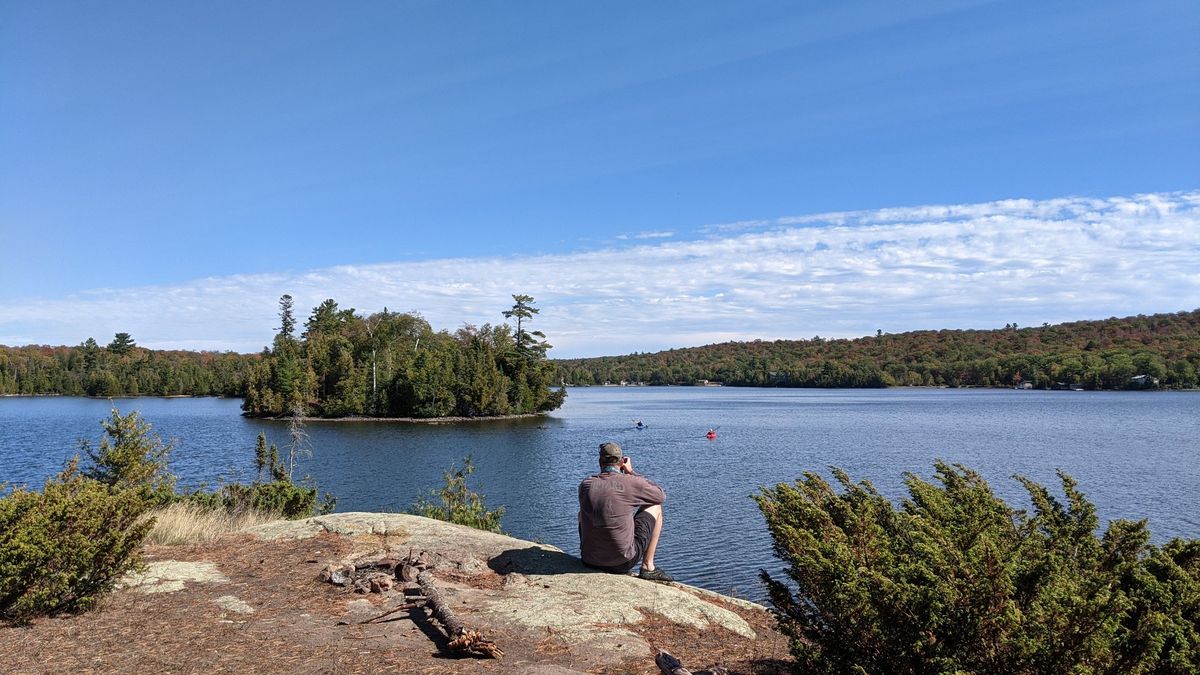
[1,1,1197,356]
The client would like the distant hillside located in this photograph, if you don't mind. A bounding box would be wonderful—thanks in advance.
[0,340,257,397]
[555,309,1200,390]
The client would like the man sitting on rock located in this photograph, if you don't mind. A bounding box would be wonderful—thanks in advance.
[578,441,672,582]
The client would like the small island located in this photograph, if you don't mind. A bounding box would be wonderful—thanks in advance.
[242,294,566,419]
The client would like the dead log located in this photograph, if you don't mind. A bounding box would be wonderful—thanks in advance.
[416,569,503,659]
[655,649,729,675]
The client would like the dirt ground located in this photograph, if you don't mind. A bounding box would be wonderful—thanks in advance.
[0,532,792,674]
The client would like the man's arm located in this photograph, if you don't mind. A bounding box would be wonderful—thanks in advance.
[630,474,666,506]
[619,457,665,505]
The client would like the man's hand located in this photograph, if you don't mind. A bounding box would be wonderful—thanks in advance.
[620,456,634,474]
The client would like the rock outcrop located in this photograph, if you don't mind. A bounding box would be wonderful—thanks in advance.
[1,513,788,674]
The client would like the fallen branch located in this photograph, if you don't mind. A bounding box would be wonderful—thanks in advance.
[359,602,418,625]
[416,569,503,659]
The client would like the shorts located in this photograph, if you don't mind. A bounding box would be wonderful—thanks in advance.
[583,509,657,574]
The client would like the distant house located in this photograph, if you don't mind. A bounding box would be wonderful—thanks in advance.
[694,379,723,387]
[1015,382,1033,390]
[1130,374,1160,389]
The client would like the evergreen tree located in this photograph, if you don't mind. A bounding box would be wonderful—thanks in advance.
[755,463,1200,673]
[303,298,353,338]
[410,455,504,533]
[106,332,136,355]
[254,432,269,480]
[278,294,296,340]
[268,444,285,482]
[81,338,100,370]
[503,294,550,358]
[80,407,175,502]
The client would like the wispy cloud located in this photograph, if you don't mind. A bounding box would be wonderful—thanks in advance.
[616,230,675,241]
[2,191,1198,357]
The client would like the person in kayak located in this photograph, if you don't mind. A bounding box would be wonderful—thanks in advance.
[578,441,672,582]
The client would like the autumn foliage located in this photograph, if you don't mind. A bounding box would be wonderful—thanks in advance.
[558,309,1200,389]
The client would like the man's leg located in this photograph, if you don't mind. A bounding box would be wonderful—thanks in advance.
[640,504,663,571]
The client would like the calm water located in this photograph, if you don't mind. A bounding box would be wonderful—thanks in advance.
[2,389,1198,601]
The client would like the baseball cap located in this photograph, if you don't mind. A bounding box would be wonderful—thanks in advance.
[599,442,623,464]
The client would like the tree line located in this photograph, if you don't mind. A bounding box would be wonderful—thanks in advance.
[241,294,566,418]
[555,309,1200,390]
[5,308,1197,398]
[0,333,256,397]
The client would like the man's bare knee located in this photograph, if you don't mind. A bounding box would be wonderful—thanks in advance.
[643,504,663,519]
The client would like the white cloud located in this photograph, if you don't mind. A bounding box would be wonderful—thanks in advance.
[1,190,1198,357]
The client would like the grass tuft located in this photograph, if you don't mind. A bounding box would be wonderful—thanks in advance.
[144,502,279,546]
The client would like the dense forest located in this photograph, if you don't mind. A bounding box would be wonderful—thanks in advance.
[0,334,255,396]
[556,309,1200,390]
[241,294,566,418]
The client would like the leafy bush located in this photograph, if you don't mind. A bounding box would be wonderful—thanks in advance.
[754,462,1200,674]
[411,455,504,533]
[0,460,153,624]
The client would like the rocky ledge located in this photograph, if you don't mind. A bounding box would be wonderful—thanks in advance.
[1,513,790,674]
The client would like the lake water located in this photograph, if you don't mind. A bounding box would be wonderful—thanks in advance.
[2,388,1198,601]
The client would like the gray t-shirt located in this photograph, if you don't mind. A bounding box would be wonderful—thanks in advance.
[578,471,666,568]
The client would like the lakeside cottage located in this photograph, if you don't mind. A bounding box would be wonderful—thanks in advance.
[1130,374,1160,389]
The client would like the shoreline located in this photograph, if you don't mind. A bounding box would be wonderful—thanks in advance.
[244,412,550,424]
[4,384,1195,398]
[0,393,237,399]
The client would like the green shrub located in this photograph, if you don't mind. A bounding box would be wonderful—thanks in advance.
[81,407,175,503]
[0,407,171,624]
[754,462,1200,674]
[183,431,334,520]
[0,460,153,624]
[184,479,332,520]
[411,455,504,533]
